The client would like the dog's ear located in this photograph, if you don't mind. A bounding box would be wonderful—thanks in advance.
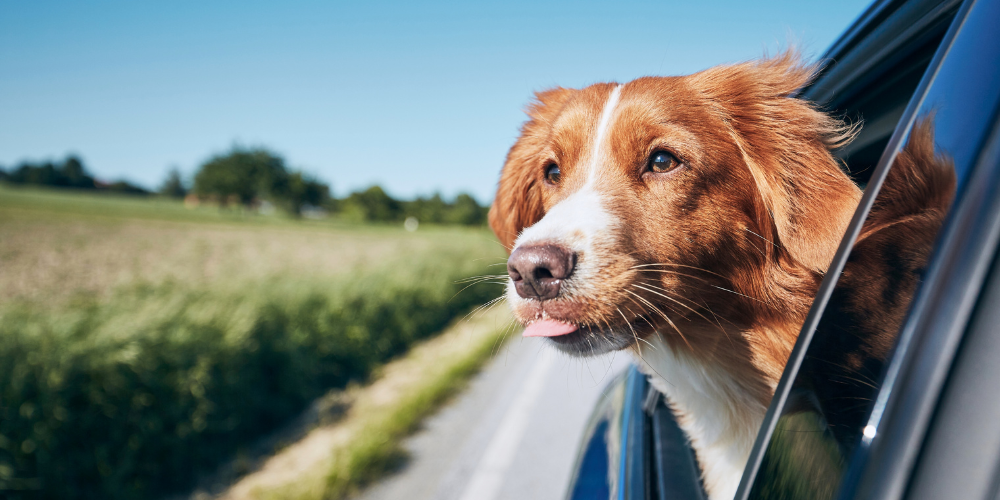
[696,52,862,271]
[489,87,576,252]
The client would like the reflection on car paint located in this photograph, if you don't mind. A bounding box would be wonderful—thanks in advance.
[567,370,625,500]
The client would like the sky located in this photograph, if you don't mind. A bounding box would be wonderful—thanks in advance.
[0,0,871,202]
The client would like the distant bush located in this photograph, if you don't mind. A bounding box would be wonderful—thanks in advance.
[0,156,150,195]
[0,256,500,499]
[337,186,488,226]
[191,147,329,216]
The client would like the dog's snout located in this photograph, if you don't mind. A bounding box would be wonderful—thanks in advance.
[507,244,577,301]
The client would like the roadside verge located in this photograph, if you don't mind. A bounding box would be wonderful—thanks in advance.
[211,307,515,500]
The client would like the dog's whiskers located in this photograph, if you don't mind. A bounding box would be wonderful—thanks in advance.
[742,227,779,248]
[450,277,508,302]
[616,307,643,357]
[621,303,658,351]
[628,262,727,279]
[623,295,659,333]
[697,296,737,347]
[745,237,767,258]
[630,270,766,304]
[454,274,508,284]
[624,289,692,350]
[631,282,718,326]
[632,268,718,286]
[464,295,507,322]
[710,284,766,303]
[629,280,738,346]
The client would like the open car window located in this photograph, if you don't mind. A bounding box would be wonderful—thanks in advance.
[737,0,1000,498]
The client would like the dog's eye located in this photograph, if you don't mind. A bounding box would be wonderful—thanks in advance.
[648,151,680,173]
[544,164,561,184]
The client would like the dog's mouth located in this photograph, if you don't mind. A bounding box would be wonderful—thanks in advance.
[522,319,579,337]
[521,312,658,356]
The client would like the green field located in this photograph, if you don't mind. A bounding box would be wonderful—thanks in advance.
[0,185,507,499]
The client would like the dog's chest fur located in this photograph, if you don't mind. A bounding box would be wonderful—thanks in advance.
[635,335,770,500]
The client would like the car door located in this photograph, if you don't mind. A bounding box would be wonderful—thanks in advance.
[736,0,1000,498]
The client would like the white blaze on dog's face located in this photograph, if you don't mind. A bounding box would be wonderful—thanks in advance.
[508,84,632,353]
[489,56,861,364]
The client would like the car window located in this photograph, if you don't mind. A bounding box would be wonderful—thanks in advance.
[747,111,958,500]
[800,0,956,188]
[740,0,1000,497]
[825,35,941,188]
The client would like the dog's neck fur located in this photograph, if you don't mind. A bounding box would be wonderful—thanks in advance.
[636,337,767,500]
[633,262,816,500]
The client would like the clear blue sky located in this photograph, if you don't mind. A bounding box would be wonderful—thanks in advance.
[0,0,870,202]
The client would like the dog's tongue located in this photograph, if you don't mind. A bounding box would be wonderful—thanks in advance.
[523,319,578,337]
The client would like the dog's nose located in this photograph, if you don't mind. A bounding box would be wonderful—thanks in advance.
[507,244,576,301]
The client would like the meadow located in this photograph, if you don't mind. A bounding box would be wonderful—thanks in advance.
[0,186,508,499]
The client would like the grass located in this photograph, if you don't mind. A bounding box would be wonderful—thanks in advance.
[321,310,512,499]
[239,307,515,500]
[0,183,306,225]
[0,184,505,305]
[0,184,509,499]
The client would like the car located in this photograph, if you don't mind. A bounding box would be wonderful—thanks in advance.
[564,0,1000,498]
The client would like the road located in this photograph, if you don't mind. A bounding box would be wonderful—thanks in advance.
[356,335,632,500]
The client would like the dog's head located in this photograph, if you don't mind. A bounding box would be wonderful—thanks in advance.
[490,54,861,358]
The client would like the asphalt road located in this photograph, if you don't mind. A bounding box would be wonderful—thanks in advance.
[356,335,632,500]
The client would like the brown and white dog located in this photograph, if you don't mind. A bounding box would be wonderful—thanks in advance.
[488,54,862,500]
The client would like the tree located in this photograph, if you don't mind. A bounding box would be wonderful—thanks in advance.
[447,193,488,225]
[61,156,92,187]
[192,147,289,205]
[284,172,330,215]
[6,156,96,189]
[159,168,188,198]
[403,193,448,223]
[341,185,403,221]
[191,147,331,214]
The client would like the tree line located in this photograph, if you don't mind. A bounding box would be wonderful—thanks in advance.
[0,148,489,225]
[0,156,150,195]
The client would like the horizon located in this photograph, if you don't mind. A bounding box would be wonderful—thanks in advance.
[1,0,871,202]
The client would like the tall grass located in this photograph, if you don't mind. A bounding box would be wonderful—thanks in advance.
[0,186,507,499]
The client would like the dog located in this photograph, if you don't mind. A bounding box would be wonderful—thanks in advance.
[488,53,863,500]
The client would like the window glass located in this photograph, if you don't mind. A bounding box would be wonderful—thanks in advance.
[748,0,1000,497]
[749,113,957,499]
[830,37,940,187]
[811,31,944,188]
